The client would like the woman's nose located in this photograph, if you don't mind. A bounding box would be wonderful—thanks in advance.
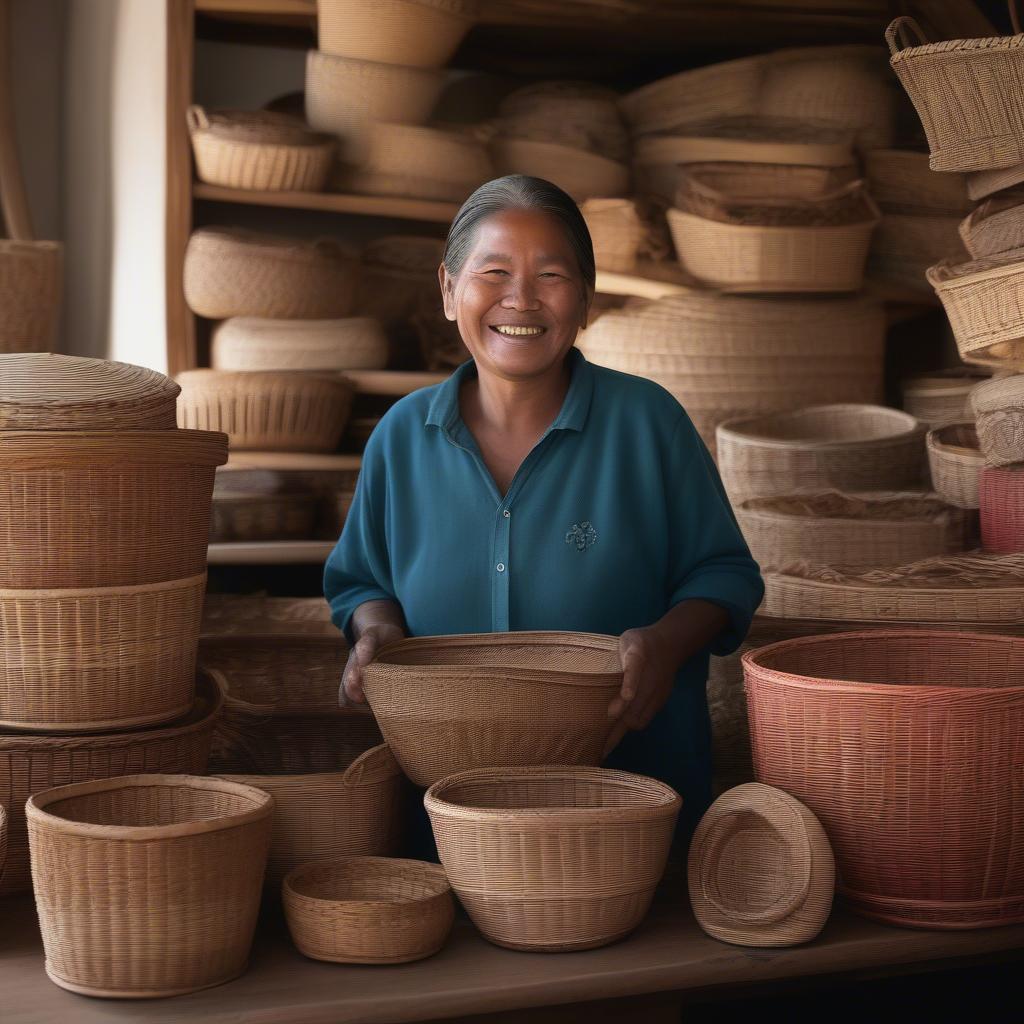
[500,275,541,310]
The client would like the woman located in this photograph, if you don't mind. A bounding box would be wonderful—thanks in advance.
[325,175,763,839]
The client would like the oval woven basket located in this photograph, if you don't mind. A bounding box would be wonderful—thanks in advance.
[868,211,967,293]
[580,198,645,273]
[745,630,1024,928]
[187,106,335,192]
[491,137,629,202]
[903,368,990,426]
[864,149,970,216]
[201,595,336,636]
[689,782,834,948]
[970,373,1024,467]
[959,195,1024,260]
[0,241,62,353]
[0,668,222,895]
[284,856,454,964]
[736,491,968,571]
[27,774,272,998]
[426,767,680,951]
[210,492,317,543]
[176,369,354,452]
[716,405,927,505]
[927,422,984,508]
[981,466,1024,552]
[183,228,358,320]
[363,631,622,787]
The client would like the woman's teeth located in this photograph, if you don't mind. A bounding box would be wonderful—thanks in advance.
[493,325,544,336]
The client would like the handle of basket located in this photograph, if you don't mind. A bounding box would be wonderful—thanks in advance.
[343,742,401,786]
[885,16,928,54]
[204,666,231,700]
[186,105,210,133]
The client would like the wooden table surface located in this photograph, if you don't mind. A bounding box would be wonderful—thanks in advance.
[4,876,1023,1024]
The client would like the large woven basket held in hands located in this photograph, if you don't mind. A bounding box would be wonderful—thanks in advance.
[362,632,622,787]
[981,467,1024,552]
[744,631,1024,929]
[187,106,335,192]
[959,196,1024,260]
[688,783,834,948]
[491,138,629,202]
[580,198,644,273]
[902,368,989,426]
[0,669,222,895]
[28,774,272,998]
[716,405,927,505]
[970,373,1024,467]
[927,423,984,509]
[183,228,358,320]
[0,241,62,353]
[426,767,679,952]
[864,149,970,216]
[176,369,354,451]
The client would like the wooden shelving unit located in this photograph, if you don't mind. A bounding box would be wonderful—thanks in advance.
[207,539,335,565]
[219,451,362,473]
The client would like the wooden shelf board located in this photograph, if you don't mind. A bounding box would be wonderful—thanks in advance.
[219,452,362,472]
[596,264,695,300]
[207,539,334,564]
[342,369,447,395]
[196,0,313,15]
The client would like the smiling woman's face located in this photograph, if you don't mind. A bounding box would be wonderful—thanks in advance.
[439,208,592,382]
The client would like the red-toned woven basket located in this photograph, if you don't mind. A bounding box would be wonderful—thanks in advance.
[981,466,1024,553]
[743,630,1024,929]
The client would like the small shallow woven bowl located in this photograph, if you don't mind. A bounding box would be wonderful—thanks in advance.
[284,856,454,964]
[927,422,984,509]
[689,783,834,948]
[426,767,680,952]
[491,138,629,202]
[902,368,990,425]
[970,374,1024,467]
[980,466,1024,552]
[362,632,622,787]
[0,241,62,353]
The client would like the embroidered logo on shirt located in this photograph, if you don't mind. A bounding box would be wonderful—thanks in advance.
[565,521,597,552]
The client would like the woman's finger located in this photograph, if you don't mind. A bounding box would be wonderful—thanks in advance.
[609,640,644,718]
[602,717,629,759]
[341,652,366,704]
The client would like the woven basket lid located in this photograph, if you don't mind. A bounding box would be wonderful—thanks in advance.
[0,353,181,430]
[187,106,331,147]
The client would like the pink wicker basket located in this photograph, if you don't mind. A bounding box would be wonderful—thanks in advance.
[981,466,1024,552]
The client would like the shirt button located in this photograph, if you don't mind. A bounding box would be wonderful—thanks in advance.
[503,510,511,518]
[496,563,505,573]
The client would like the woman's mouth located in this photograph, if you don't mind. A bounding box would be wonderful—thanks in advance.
[489,325,546,338]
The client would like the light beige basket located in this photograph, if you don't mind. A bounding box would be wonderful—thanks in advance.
[201,594,336,636]
[27,774,272,998]
[868,212,967,293]
[689,783,834,948]
[426,767,680,952]
[865,148,971,216]
[176,369,353,452]
[183,227,358,320]
[580,198,644,273]
[903,369,990,426]
[959,196,1024,260]
[284,856,454,964]
[927,422,984,508]
[491,137,629,202]
[971,374,1024,467]
[187,106,335,192]
[317,0,476,68]
[210,492,318,543]
[716,405,927,505]
[0,241,62,353]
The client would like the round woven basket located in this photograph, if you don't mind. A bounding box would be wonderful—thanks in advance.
[959,195,1024,260]
[745,630,1024,928]
[716,405,927,505]
[0,669,222,895]
[426,767,680,951]
[176,369,354,452]
[580,198,645,273]
[317,0,476,68]
[183,228,359,320]
[868,211,967,292]
[210,492,318,543]
[927,422,984,508]
[491,137,629,202]
[689,783,834,948]
[981,466,1024,552]
[864,148,971,216]
[970,373,1024,466]
[187,106,335,192]
[27,774,272,998]
[362,631,622,787]
[284,856,454,964]
[0,241,62,353]
[887,17,1024,173]
[902,368,989,425]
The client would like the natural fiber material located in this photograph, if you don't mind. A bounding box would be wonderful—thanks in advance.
[580,198,644,273]
[927,422,984,508]
[903,368,989,425]
[0,669,222,894]
[981,466,1024,552]
[959,195,1024,260]
[187,106,335,192]
[176,369,354,451]
[183,228,358,320]
[357,234,445,327]
[284,856,454,964]
[887,17,1024,172]
[491,138,629,202]
[211,492,317,543]
[28,774,272,998]
[716,405,927,504]
[426,767,680,951]
[201,595,336,636]
[0,353,179,430]
[317,0,476,68]
[968,161,1024,201]
[0,241,62,353]
[0,804,6,887]
[745,630,1024,928]
[970,373,1024,466]
[363,632,622,787]
[869,212,967,293]
[864,148,971,215]
[689,783,834,947]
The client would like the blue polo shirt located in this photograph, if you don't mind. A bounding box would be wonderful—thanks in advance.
[324,348,763,834]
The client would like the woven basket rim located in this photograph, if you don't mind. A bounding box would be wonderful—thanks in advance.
[187,227,358,264]
[0,572,207,601]
[188,106,333,147]
[927,421,982,456]
[306,47,446,84]
[283,856,450,907]
[927,247,1024,290]
[888,21,1024,63]
[737,490,956,524]
[0,429,228,467]
[717,404,923,449]
[176,368,354,391]
[492,136,627,174]
[903,369,990,397]
[667,202,879,234]
[970,373,1024,411]
[218,743,399,784]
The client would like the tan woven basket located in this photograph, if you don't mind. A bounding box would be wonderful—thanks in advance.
[689,783,834,948]
[210,492,318,543]
[927,422,984,508]
[363,632,622,787]
[183,228,358,320]
[176,369,354,451]
[491,137,629,202]
[0,668,222,895]
[970,373,1024,467]
[903,369,989,426]
[864,149,971,216]
[426,767,680,952]
[27,774,272,998]
[0,804,6,887]
[356,234,445,328]
[716,405,928,505]
[187,106,335,192]
[0,241,62,353]
[284,856,454,964]
[580,198,644,273]
[959,196,1024,259]
[968,162,1024,201]
[201,595,336,636]
[868,212,967,293]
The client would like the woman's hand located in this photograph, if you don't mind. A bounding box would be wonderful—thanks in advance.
[339,599,408,706]
[604,626,677,755]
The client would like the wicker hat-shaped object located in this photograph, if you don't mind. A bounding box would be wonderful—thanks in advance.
[927,422,984,509]
[864,149,971,216]
[0,353,180,430]
[0,240,62,353]
[689,783,834,947]
[959,196,1024,260]
[970,373,1024,467]
[903,368,990,427]
[362,632,622,787]
[491,138,629,202]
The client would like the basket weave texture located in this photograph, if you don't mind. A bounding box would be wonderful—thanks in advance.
[491,137,629,202]
[959,196,1024,259]
[864,149,970,216]
[426,767,680,951]
[27,774,272,998]
[968,161,1024,201]
[210,492,317,543]
[201,594,336,636]
[0,804,6,886]
[0,241,62,353]
[970,372,1024,466]
[580,198,645,273]
[363,632,622,787]
[980,467,1024,552]
[745,630,1024,928]
[869,212,967,293]
[927,422,984,509]
[903,369,989,425]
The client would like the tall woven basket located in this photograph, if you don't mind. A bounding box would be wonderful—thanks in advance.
[0,241,62,353]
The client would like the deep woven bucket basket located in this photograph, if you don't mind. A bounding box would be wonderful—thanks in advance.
[362,632,622,787]
[970,373,1024,466]
[902,368,990,426]
[959,196,1024,260]
[981,466,1024,552]
[0,669,222,895]
[744,630,1024,929]
[688,783,834,947]
[426,767,680,952]
[491,138,629,202]
[28,774,272,998]
[927,422,984,508]
[0,241,62,353]
[864,149,970,216]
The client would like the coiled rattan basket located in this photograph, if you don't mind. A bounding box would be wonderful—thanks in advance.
[491,138,629,202]
[902,368,989,426]
[981,466,1024,552]
[970,373,1024,466]
[0,241,62,353]
[927,422,984,509]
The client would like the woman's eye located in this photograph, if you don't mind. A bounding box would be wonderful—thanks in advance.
[483,268,508,276]
[540,272,563,279]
